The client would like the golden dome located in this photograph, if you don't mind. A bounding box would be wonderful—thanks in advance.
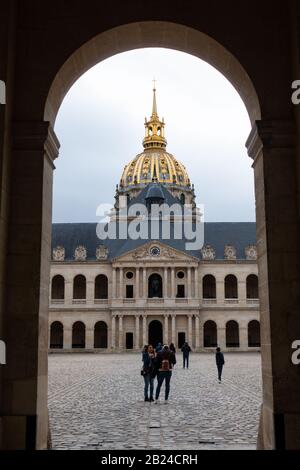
[120,83,191,189]
[120,150,190,188]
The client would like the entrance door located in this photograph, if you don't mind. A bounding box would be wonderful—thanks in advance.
[126,332,134,350]
[148,320,163,348]
[178,332,186,348]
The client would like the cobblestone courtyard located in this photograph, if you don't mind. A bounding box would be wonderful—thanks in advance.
[48,353,262,450]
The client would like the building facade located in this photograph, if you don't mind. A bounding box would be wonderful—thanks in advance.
[49,87,260,353]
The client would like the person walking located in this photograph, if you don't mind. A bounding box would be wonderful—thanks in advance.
[155,345,176,403]
[142,345,155,401]
[155,342,163,353]
[181,341,192,369]
[169,343,176,354]
[216,347,225,383]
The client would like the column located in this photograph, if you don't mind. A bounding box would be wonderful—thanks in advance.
[119,267,124,299]
[143,315,147,345]
[164,315,169,344]
[239,326,249,351]
[135,315,140,350]
[171,267,175,298]
[86,280,94,305]
[64,328,72,350]
[194,268,199,300]
[118,315,123,350]
[143,268,147,299]
[136,267,140,299]
[188,315,193,346]
[199,318,204,349]
[216,278,224,305]
[171,315,176,345]
[187,267,192,298]
[218,326,226,350]
[111,316,116,350]
[195,315,200,350]
[239,279,247,305]
[112,268,117,299]
[86,328,94,349]
[164,267,168,298]
[65,279,73,305]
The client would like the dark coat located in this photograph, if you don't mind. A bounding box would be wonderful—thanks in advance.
[216,352,225,366]
[181,343,191,355]
[154,349,176,372]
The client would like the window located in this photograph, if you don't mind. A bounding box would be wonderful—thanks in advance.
[126,285,134,299]
[202,275,216,299]
[73,275,86,299]
[176,285,185,298]
[225,275,238,299]
[95,274,108,299]
[51,275,65,300]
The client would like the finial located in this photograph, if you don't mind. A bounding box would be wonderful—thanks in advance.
[152,79,158,117]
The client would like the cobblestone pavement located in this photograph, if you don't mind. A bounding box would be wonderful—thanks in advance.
[48,352,262,450]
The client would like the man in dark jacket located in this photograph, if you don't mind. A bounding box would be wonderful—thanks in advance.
[181,342,192,369]
[215,347,225,383]
[154,345,176,402]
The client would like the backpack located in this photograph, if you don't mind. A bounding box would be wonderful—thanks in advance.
[161,359,170,371]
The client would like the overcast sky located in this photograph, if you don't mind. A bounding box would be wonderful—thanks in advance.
[53,48,254,223]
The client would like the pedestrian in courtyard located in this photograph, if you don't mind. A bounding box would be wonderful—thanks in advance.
[216,347,225,383]
[169,343,176,354]
[181,341,192,369]
[155,345,176,403]
[155,342,163,353]
[141,345,155,401]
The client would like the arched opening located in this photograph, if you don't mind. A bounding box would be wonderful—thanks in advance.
[72,322,86,349]
[51,275,65,300]
[94,321,108,349]
[248,320,261,347]
[95,275,108,299]
[226,320,240,348]
[204,320,217,347]
[73,275,86,300]
[225,275,238,299]
[148,320,163,348]
[203,275,216,299]
[247,275,259,299]
[148,274,163,298]
[50,322,64,349]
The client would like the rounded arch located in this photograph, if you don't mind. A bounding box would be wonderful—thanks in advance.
[203,320,217,348]
[94,321,108,349]
[50,321,64,349]
[248,320,261,347]
[95,274,108,299]
[73,275,87,300]
[44,22,261,127]
[148,320,163,348]
[51,275,65,300]
[72,321,86,349]
[202,275,216,299]
[225,274,238,299]
[148,273,163,298]
[246,274,259,299]
[226,320,240,347]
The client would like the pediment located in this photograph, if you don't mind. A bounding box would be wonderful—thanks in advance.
[113,241,198,263]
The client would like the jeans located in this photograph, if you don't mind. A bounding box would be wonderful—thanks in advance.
[217,364,223,381]
[155,371,172,400]
[143,373,154,399]
[183,354,189,368]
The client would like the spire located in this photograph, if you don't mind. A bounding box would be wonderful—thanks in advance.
[152,79,158,117]
[143,81,167,151]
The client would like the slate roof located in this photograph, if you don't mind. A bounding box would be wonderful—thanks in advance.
[51,221,256,261]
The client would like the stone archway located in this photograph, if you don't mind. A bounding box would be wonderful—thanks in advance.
[2,6,300,450]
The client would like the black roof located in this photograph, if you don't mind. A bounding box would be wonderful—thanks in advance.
[51,221,256,261]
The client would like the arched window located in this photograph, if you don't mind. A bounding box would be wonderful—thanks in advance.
[204,320,217,347]
[225,275,238,299]
[50,322,63,349]
[246,274,259,299]
[51,275,65,300]
[94,321,108,348]
[148,273,163,298]
[248,320,261,347]
[72,321,85,348]
[73,275,86,299]
[203,275,216,299]
[226,320,240,347]
[95,274,108,299]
